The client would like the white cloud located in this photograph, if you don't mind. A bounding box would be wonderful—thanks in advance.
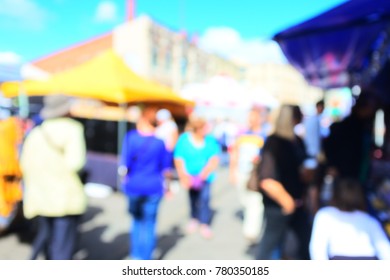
[199,27,287,65]
[94,1,118,23]
[0,52,50,80]
[0,0,49,30]
[21,63,50,80]
[0,51,23,65]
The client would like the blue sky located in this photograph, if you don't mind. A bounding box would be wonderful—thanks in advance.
[0,0,346,63]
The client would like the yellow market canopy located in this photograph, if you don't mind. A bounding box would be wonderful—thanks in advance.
[1,50,194,106]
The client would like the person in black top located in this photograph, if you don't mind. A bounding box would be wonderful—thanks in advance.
[256,104,311,260]
[323,90,377,185]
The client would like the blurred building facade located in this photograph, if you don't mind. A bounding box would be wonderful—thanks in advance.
[245,63,323,107]
[114,16,245,90]
[32,16,244,91]
[30,15,322,106]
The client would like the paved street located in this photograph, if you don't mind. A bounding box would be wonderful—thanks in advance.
[0,167,255,260]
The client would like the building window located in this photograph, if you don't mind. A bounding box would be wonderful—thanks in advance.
[152,46,158,68]
[165,52,171,70]
[181,58,187,76]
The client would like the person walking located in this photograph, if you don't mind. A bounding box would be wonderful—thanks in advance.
[256,105,311,260]
[174,116,220,239]
[21,95,87,260]
[120,105,171,260]
[155,109,179,197]
[323,90,377,185]
[229,105,268,244]
[310,178,390,260]
[302,100,326,216]
[0,115,23,232]
[155,108,179,153]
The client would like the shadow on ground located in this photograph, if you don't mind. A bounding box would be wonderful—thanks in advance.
[155,226,185,260]
[77,224,186,260]
[76,205,186,260]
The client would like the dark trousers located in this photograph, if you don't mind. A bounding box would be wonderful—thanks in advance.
[256,206,311,260]
[30,215,80,260]
[189,183,211,225]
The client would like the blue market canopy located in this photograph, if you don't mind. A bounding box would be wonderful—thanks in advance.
[273,0,390,93]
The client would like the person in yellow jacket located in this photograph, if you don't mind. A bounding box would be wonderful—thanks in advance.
[0,116,23,231]
[21,95,87,260]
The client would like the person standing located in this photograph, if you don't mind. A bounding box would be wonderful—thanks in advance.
[174,116,220,239]
[303,100,326,166]
[302,100,326,215]
[155,108,179,153]
[229,106,268,244]
[323,91,377,185]
[21,95,87,260]
[256,105,311,260]
[0,116,23,232]
[213,118,238,166]
[155,109,179,196]
[310,178,390,260]
[120,105,170,260]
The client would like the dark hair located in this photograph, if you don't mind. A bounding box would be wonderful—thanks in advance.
[331,178,366,212]
[316,100,325,108]
[292,105,303,123]
[351,88,377,114]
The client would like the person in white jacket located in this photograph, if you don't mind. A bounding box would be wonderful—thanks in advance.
[21,95,87,260]
[310,178,390,260]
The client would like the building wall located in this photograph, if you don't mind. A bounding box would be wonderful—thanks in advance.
[246,63,323,106]
[113,16,244,91]
[30,15,322,108]
[113,17,152,78]
[33,33,113,73]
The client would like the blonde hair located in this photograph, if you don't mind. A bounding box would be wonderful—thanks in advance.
[273,105,296,140]
[186,114,207,133]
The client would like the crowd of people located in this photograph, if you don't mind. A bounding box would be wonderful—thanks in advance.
[1,89,390,260]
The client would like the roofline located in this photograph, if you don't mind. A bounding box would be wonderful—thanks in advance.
[32,31,113,64]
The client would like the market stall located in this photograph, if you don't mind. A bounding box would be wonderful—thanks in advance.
[273,0,390,238]
[1,50,194,190]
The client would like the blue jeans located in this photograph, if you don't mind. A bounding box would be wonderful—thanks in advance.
[189,183,211,225]
[128,194,162,260]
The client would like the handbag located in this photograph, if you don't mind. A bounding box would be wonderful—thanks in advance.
[246,160,260,192]
[190,175,206,191]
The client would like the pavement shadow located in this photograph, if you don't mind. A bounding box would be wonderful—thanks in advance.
[209,208,218,225]
[75,225,129,260]
[0,204,105,259]
[234,209,244,221]
[76,208,188,260]
[74,205,128,260]
[155,226,185,260]
[245,242,259,259]
[245,230,299,260]
[0,203,35,244]
[79,206,105,224]
[77,224,188,260]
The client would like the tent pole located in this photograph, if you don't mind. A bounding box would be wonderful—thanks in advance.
[117,102,128,191]
[18,82,29,119]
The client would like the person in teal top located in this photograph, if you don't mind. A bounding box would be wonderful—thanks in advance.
[174,116,220,239]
